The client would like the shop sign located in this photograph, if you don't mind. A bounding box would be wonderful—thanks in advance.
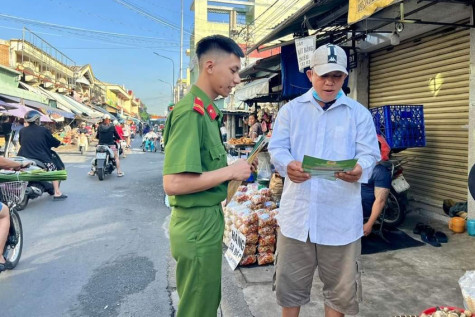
[348,0,400,25]
[224,226,247,270]
[295,35,316,72]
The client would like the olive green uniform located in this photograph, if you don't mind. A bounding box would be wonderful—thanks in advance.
[163,85,227,317]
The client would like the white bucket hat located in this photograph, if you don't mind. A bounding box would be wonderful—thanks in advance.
[310,44,348,76]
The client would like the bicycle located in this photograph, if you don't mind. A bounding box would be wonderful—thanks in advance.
[1,181,27,271]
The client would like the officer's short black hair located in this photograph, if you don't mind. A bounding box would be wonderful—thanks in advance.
[196,35,244,61]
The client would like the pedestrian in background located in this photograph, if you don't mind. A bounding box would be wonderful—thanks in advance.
[220,123,227,141]
[162,34,255,317]
[247,113,262,141]
[122,121,131,148]
[268,44,380,317]
[11,118,24,155]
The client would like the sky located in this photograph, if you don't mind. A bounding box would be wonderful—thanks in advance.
[0,0,196,115]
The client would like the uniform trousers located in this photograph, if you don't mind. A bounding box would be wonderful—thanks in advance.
[170,204,224,317]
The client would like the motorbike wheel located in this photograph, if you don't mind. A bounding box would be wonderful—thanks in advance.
[3,208,23,269]
[383,190,407,227]
[80,146,85,155]
[16,194,29,211]
[97,167,105,181]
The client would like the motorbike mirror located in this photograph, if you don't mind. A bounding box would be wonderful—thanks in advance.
[468,164,475,200]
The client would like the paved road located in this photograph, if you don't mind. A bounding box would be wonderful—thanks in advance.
[0,139,173,317]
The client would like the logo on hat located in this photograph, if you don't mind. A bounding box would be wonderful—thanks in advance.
[327,45,337,64]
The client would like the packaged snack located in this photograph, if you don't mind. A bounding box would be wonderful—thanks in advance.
[257,253,275,265]
[258,226,275,236]
[243,244,257,256]
[247,183,259,193]
[258,234,276,246]
[258,245,275,253]
[263,201,277,211]
[246,233,259,245]
[255,209,269,216]
[250,203,264,211]
[258,213,276,228]
[223,236,230,247]
[235,193,250,203]
[237,185,248,192]
[234,218,243,229]
[239,254,257,266]
[250,195,266,205]
[241,200,253,209]
[235,209,258,226]
[239,223,258,235]
[258,188,272,197]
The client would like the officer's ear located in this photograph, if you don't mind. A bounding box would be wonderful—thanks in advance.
[204,59,215,74]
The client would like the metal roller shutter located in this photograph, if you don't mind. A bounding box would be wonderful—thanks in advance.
[369,28,469,205]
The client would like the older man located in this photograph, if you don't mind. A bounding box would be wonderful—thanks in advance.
[269,44,380,317]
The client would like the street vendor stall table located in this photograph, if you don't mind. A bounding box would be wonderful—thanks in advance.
[224,142,253,158]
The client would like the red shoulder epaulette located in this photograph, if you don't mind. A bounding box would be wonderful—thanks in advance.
[193,97,205,115]
[206,104,217,120]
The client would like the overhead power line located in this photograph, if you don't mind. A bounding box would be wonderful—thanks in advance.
[0,13,167,41]
[113,0,192,36]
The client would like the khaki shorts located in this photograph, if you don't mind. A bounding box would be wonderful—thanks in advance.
[273,229,363,315]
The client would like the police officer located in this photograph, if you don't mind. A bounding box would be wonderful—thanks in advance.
[163,35,255,317]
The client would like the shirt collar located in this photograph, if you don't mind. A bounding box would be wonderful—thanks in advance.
[190,85,222,121]
[299,88,353,110]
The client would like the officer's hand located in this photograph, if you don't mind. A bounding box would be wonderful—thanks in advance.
[229,159,252,181]
[250,157,258,173]
[287,161,310,183]
[335,163,362,183]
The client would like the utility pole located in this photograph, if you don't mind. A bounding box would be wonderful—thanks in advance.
[179,0,184,101]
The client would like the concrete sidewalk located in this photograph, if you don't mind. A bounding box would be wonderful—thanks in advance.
[220,206,475,317]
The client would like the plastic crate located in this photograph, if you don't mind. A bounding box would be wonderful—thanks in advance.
[370,105,425,149]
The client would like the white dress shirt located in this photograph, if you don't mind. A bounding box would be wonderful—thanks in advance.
[268,89,380,245]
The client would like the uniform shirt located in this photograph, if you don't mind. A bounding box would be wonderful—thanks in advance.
[163,85,227,208]
[268,89,380,245]
[18,124,61,163]
[361,164,392,218]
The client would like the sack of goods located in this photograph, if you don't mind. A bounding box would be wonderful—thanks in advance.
[269,172,284,201]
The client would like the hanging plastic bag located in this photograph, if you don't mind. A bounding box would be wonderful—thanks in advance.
[257,152,272,181]
[459,270,475,311]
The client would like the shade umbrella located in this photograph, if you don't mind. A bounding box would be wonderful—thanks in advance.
[0,102,52,122]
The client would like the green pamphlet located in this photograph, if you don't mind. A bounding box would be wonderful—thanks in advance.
[302,155,357,180]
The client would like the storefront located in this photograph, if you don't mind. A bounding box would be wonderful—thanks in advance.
[369,27,470,203]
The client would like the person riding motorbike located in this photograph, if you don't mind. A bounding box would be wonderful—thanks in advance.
[18,110,67,201]
[0,157,30,272]
[142,130,158,152]
[89,115,124,177]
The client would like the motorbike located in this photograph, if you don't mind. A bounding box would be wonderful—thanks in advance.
[92,144,116,181]
[0,180,27,271]
[10,157,54,211]
[381,156,411,227]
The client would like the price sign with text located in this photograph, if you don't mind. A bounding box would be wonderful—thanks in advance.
[224,226,247,270]
[295,35,316,72]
